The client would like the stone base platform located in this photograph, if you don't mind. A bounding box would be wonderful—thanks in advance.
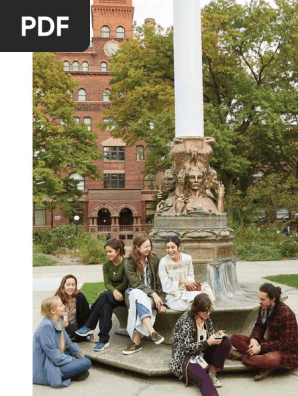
[78,282,287,377]
[113,283,271,345]
[79,333,257,377]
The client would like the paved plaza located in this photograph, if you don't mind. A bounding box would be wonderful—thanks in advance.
[32,260,298,395]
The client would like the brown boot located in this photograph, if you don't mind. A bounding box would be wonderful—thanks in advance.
[254,368,274,381]
[228,349,243,361]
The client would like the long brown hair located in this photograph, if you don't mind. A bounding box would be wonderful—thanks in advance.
[130,234,153,278]
[189,293,212,319]
[55,274,80,303]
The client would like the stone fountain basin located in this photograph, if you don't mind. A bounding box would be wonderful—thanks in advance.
[113,282,287,345]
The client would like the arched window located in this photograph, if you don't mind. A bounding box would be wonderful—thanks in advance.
[136,145,144,161]
[82,61,89,71]
[116,26,125,38]
[83,117,91,130]
[74,116,80,123]
[69,173,85,191]
[78,88,87,101]
[72,61,79,71]
[63,61,70,71]
[97,208,111,226]
[102,89,111,102]
[101,26,110,38]
[100,62,108,72]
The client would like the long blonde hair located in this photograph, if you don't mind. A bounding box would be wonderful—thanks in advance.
[41,296,65,353]
[130,234,153,279]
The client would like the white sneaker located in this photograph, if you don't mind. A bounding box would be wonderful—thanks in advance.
[208,369,222,388]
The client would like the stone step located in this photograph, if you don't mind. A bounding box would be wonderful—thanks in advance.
[79,333,256,377]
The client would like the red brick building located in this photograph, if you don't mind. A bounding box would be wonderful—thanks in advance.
[33,0,157,243]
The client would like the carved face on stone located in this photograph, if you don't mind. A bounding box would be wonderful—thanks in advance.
[163,170,177,192]
[187,168,203,190]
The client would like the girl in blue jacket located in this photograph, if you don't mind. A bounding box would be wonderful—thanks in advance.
[33,296,91,387]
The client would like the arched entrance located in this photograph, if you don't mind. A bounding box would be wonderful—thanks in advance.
[119,208,133,226]
[97,208,111,226]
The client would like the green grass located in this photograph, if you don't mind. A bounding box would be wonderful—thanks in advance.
[265,274,298,289]
[81,282,106,304]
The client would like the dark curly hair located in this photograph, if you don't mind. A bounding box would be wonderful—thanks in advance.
[259,283,282,305]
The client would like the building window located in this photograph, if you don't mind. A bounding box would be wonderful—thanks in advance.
[63,61,70,71]
[101,26,110,37]
[78,88,87,101]
[104,173,125,188]
[103,117,114,130]
[116,26,125,38]
[143,174,157,190]
[33,204,46,226]
[72,61,79,71]
[74,116,80,123]
[60,119,65,126]
[103,89,111,102]
[136,145,144,161]
[103,146,125,161]
[100,62,108,72]
[69,173,85,191]
[83,117,91,130]
[82,61,89,71]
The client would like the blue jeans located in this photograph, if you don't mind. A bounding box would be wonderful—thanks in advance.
[60,357,91,380]
[135,300,151,321]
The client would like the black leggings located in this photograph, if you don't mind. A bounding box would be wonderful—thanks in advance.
[85,290,125,344]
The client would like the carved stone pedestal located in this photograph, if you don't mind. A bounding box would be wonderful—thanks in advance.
[150,214,242,300]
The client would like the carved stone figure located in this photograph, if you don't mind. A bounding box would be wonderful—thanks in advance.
[155,137,225,216]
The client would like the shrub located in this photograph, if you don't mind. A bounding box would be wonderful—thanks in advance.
[236,243,283,261]
[33,253,56,267]
[33,224,77,254]
[73,234,106,264]
[279,240,298,257]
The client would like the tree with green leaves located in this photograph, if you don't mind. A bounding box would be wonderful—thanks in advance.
[102,24,175,173]
[245,172,298,223]
[103,0,298,202]
[33,52,101,217]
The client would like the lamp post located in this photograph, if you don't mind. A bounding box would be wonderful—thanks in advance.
[74,215,80,235]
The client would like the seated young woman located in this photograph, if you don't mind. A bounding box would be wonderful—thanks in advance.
[33,296,91,388]
[159,236,215,311]
[55,274,90,342]
[171,293,231,395]
[75,238,129,352]
[123,234,166,355]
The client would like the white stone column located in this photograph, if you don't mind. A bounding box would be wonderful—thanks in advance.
[173,0,204,137]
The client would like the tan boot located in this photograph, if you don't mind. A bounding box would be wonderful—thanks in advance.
[254,368,274,381]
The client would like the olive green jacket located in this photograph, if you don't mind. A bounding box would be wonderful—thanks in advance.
[124,253,165,301]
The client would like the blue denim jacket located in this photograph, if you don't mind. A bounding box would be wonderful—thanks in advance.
[33,317,80,387]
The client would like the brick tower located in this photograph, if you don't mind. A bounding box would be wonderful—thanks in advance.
[34,2,157,243]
